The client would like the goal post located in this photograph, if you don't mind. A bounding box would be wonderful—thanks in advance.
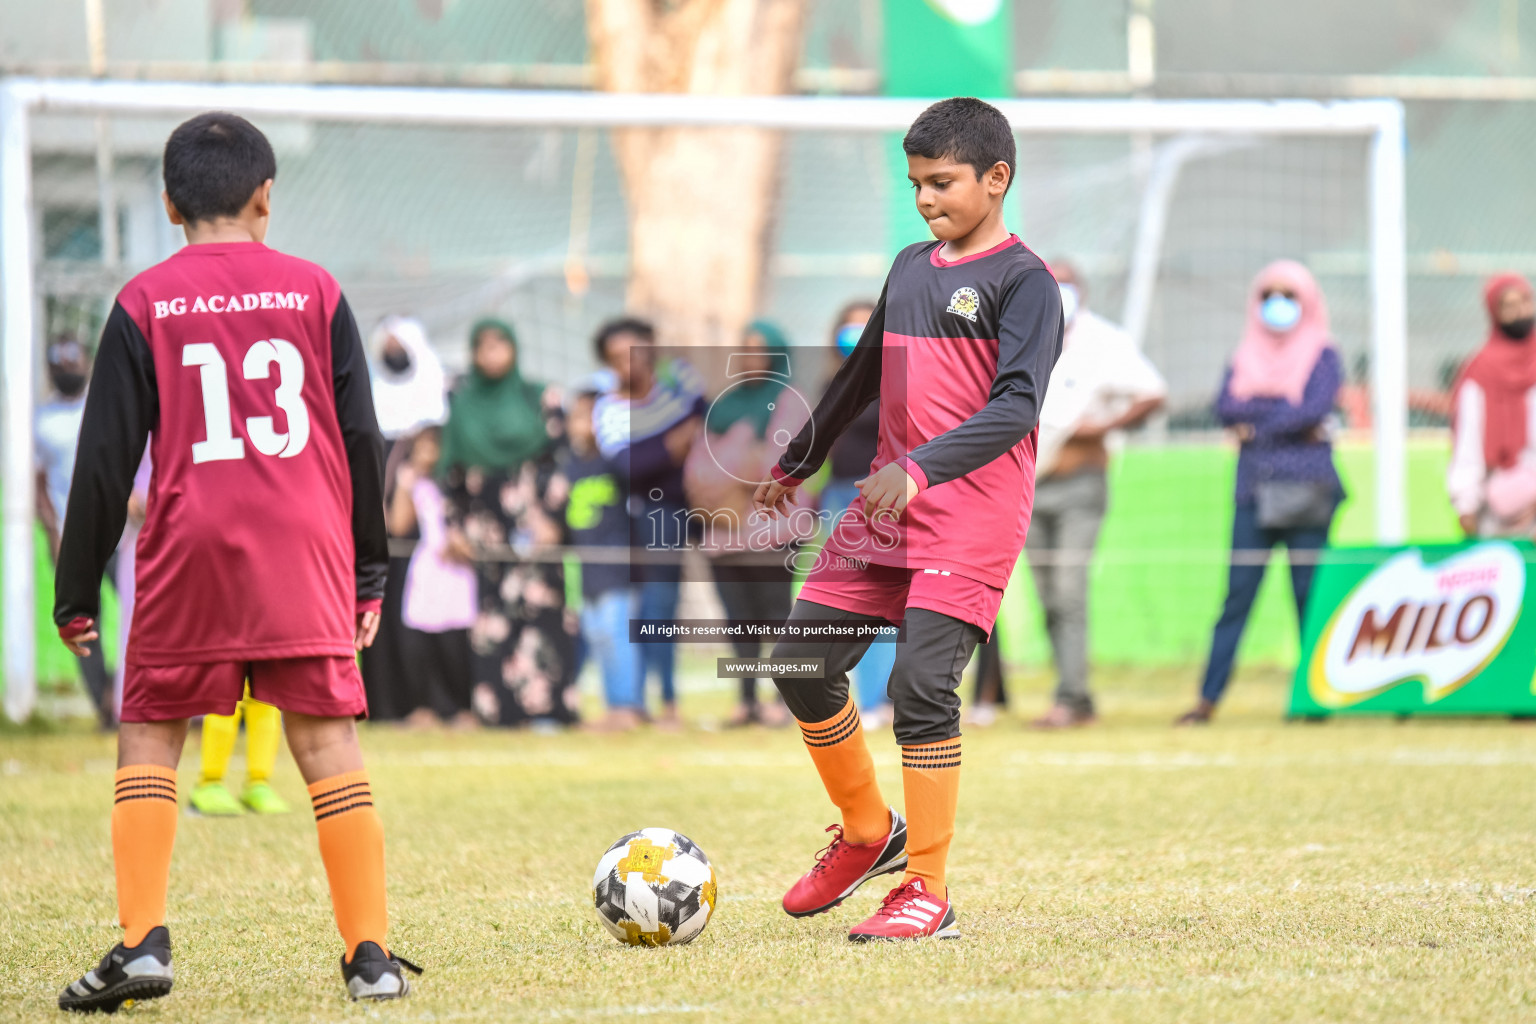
[0,78,1408,721]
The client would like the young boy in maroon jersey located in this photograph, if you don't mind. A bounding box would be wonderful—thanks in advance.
[54,112,418,1011]
[755,98,1063,940]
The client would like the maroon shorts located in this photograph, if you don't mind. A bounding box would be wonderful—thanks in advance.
[120,656,368,723]
[797,554,1006,638]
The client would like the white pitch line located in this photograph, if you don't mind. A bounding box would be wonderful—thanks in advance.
[1004,749,1536,768]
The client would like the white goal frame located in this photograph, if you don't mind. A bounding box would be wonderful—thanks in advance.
[0,79,1407,721]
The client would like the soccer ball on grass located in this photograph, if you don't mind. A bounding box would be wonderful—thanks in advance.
[592,828,716,946]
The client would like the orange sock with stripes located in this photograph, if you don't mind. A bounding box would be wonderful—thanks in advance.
[112,765,178,946]
[796,696,889,844]
[308,771,388,959]
[901,738,961,893]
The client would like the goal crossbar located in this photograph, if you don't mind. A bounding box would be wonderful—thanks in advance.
[0,78,1408,721]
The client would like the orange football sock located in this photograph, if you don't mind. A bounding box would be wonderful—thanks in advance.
[113,765,179,946]
[308,771,388,959]
[901,738,961,893]
[796,696,888,844]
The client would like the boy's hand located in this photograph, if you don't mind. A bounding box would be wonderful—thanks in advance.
[59,616,98,657]
[355,611,380,651]
[856,463,920,519]
[753,477,798,519]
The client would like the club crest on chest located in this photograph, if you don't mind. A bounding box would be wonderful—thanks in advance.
[946,287,980,322]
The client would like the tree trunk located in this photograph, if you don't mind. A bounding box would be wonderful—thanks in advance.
[587,0,808,348]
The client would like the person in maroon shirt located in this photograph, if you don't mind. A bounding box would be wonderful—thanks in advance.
[54,113,417,1011]
[754,98,1063,941]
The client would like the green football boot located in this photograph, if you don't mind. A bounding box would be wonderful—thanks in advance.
[187,781,243,816]
[239,780,291,815]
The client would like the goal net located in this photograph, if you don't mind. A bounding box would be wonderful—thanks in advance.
[0,81,1407,718]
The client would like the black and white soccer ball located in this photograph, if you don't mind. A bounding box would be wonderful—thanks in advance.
[592,828,717,946]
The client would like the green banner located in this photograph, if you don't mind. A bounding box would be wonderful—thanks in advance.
[884,0,1013,98]
[882,0,1015,255]
[1289,540,1536,716]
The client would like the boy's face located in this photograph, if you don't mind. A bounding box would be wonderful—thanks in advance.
[906,154,1010,242]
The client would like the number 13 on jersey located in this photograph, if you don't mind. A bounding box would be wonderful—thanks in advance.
[183,340,311,464]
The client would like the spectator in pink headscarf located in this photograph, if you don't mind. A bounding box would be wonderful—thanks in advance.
[1446,273,1536,537]
[1178,260,1344,725]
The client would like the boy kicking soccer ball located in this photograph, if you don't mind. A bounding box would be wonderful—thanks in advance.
[54,112,417,1011]
[755,98,1062,941]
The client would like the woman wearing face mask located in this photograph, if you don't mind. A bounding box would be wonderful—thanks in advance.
[1446,274,1536,537]
[1178,260,1344,725]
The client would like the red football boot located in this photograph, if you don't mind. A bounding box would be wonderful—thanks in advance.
[847,877,959,941]
[782,807,908,918]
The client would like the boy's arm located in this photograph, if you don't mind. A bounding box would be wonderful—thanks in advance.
[330,294,389,614]
[898,268,1062,490]
[772,283,888,484]
[54,303,157,632]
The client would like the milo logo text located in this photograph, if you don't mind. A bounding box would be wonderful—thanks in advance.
[1309,542,1525,708]
[1346,593,1497,662]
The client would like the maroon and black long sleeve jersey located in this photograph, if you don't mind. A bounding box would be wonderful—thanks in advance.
[773,235,1063,589]
[54,241,387,665]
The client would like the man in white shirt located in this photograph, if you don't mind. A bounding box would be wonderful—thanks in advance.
[1026,262,1167,729]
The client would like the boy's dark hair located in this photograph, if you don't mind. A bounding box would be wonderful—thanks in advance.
[162,112,277,223]
[593,316,656,362]
[902,97,1016,193]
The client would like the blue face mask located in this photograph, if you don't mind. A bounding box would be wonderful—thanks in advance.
[836,323,863,356]
[1260,293,1302,332]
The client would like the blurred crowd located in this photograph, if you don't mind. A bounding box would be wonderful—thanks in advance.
[39,262,1536,733]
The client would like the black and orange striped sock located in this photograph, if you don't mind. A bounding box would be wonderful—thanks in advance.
[308,771,388,960]
[796,696,889,844]
[901,738,961,893]
[112,765,178,946]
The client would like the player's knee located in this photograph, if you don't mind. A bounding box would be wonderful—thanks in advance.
[891,702,960,746]
[282,713,362,782]
[888,671,960,746]
[771,647,849,725]
[117,719,191,770]
[772,674,846,725]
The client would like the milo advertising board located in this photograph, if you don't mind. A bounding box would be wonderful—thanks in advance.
[1289,540,1536,715]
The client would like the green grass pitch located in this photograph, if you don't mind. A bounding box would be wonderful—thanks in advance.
[4,669,1536,1022]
